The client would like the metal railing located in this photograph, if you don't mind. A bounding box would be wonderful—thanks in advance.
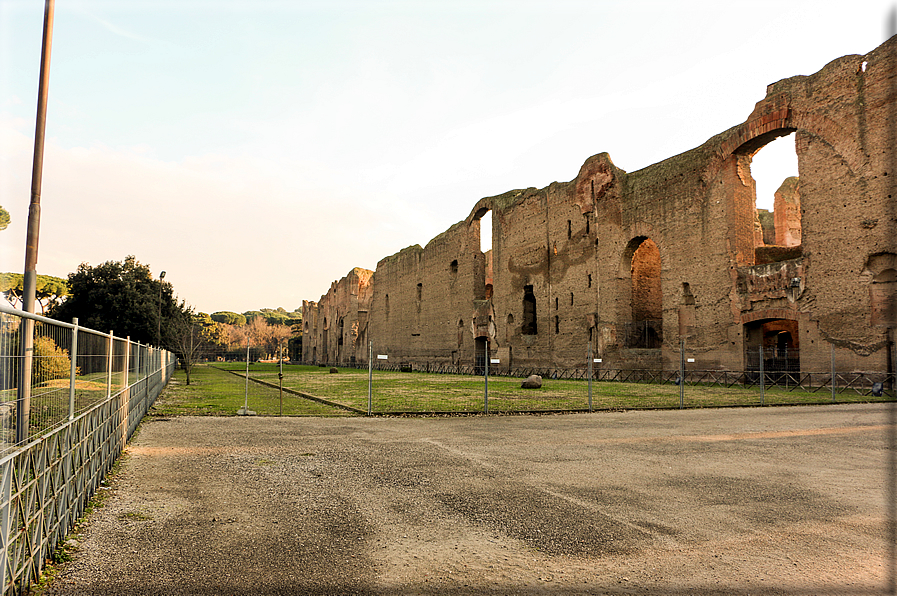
[280,341,895,414]
[0,304,174,594]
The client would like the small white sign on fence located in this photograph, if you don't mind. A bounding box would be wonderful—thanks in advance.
[377,354,388,360]
[490,358,500,364]
[593,358,602,363]
[687,358,695,363]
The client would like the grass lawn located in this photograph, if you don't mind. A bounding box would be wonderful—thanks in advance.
[209,362,892,414]
[151,364,354,417]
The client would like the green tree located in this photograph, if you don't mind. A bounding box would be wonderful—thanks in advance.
[0,272,69,313]
[0,206,9,232]
[48,256,183,345]
[210,311,246,326]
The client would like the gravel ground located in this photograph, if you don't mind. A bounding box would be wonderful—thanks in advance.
[43,403,893,595]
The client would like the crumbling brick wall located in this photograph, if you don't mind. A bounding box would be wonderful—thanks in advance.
[303,37,897,374]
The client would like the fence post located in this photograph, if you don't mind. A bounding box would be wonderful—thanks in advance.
[279,343,283,416]
[587,341,593,413]
[242,342,250,415]
[123,336,131,445]
[831,342,836,403]
[484,339,489,414]
[123,336,130,393]
[367,340,373,416]
[106,331,113,400]
[68,318,79,421]
[679,338,685,409]
[134,341,141,415]
[759,345,765,406]
[15,317,34,444]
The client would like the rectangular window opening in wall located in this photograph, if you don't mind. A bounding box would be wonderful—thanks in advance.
[555,297,559,310]
[588,274,592,288]
[554,315,559,334]
[570,292,574,306]
[522,285,538,335]
[567,220,572,239]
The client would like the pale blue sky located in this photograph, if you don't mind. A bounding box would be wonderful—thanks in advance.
[0,0,893,314]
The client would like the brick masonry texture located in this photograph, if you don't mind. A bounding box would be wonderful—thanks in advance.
[303,37,897,374]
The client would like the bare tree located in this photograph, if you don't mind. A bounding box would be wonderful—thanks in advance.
[165,309,209,385]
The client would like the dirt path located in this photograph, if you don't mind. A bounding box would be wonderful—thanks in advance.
[45,403,893,595]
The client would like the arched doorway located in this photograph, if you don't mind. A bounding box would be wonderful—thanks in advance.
[743,315,800,374]
[625,237,662,348]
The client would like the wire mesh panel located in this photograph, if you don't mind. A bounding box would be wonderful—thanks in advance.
[71,330,111,422]
[26,321,74,440]
[0,305,175,594]
[0,314,21,449]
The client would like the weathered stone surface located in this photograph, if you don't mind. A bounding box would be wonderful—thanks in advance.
[774,176,801,247]
[521,375,542,389]
[302,38,897,374]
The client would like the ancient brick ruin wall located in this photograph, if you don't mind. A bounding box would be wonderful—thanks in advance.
[302,268,373,365]
[773,177,801,247]
[303,37,897,373]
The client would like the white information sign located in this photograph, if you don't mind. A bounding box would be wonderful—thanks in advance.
[377,354,388,360]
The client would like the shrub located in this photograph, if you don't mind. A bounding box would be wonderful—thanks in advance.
[33,336,73,382]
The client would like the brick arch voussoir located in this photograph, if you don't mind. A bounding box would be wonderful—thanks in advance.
[741,309,800,325]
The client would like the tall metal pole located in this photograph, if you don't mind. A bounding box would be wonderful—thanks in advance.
[16,0,56,445]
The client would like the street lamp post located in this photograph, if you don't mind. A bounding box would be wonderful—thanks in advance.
[16,0,56,445]
[156,271,166,346]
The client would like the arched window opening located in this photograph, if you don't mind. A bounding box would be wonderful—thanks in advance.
[473,209,493,300]
[628,237,662,348]
[480,210,492,253]
[522,286,537,335]
[737,131,801,265]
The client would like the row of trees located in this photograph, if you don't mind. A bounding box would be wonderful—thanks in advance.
[3,254,303,385]
[38,256,301,384]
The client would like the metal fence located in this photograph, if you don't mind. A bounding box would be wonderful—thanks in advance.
[273,342,895,415]
[0,304,174,594]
